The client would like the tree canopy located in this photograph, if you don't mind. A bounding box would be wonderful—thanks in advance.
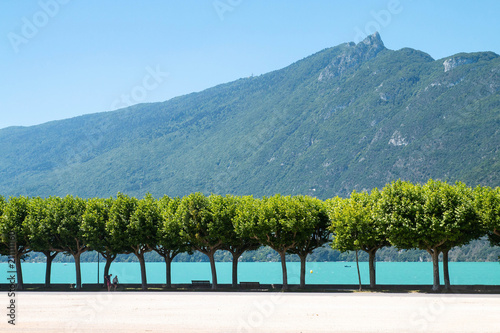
[328,189,389,288]
[176,192,224,290]
[0,180,498,291]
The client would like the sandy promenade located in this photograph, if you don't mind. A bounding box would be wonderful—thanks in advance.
[2,291,499,332]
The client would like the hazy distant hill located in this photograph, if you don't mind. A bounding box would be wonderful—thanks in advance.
[1,33,499,199]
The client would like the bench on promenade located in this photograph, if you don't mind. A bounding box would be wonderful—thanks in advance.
[240,282,260,289]
[191,280,211,288]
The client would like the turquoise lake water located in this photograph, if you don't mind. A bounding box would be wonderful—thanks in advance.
[2,262,500,285]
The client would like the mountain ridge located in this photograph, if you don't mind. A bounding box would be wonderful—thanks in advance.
[1,33,499,199]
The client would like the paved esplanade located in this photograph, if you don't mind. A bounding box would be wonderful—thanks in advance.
[4,292,499,332]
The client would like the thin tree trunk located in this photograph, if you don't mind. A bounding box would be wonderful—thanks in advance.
[368,249,376,289]
[137,252,148,291]
[279,251,288,291]
[208,252,218,290]
[429,249,440,292]
[43,251,57,288]
[355,250,362,291]
[15,253,24,291]
[442,249,451,291]
[74,252,82,290]
[299,254,307,289]
[231,252,241,288]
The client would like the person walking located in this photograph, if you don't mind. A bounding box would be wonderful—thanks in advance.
[112,275,119,291]
[104,274,112,291]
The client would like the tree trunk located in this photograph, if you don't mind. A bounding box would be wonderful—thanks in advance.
[14,253,24,291]
[103,255,114,280]
[355,250,362,291]
[429,249,440,292]
[74,252,82,290]
[368,249,376,289]
[279,251,288,291]
[231,252,241,289]
[165,255,172,289]
[442,249,451,291]
[208,252,218,290]
[43,251,57,288]
[137,251,148,291]
[299,254,307,289]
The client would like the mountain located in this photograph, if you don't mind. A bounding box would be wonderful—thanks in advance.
[1,33,499,199]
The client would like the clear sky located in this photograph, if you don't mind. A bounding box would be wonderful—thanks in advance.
[1,0,499,129]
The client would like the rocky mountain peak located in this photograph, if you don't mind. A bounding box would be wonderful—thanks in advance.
[354,32,386,59]
[318,32,386,81]
[360,32,384,48]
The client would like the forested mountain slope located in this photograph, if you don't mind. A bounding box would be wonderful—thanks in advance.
[1,33,499,199]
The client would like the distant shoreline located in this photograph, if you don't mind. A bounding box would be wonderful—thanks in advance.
[4,261,499,286]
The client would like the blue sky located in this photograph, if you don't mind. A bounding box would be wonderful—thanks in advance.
[1,0,499,129]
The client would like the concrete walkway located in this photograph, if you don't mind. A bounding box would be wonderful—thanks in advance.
[3,292,499,332]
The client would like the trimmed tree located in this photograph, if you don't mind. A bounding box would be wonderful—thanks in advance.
[286,195,331,289]
[213,194,261,288]
[81,197,123,283]
[0,196,31,291]
[155,196,192,288]
[429,181,483,290]
[47,195,88,290]
[176,192,223,290]
[128,193,161,290]
[108,193,139,286]
[380,180,443,291]
[474,186,500,238]
[327,189,389,289]
[236,194,315,291]
[25,197,61,287]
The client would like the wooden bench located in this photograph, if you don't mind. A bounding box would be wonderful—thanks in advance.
[191,280,211,288]
[240,282,260,289]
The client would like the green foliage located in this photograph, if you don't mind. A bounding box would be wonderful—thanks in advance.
[380,180,426,250]
[473,186,500,246]
[328,189,388,253]
[0,195,4,217]
[25,196,53,252]
[81,197,120,254]
[129,193,159,250]
[380,179,486,290]
[235,194,327,289]
[156,195,192,256]
[285,195,331,257]
[52,195,87,255]
[327,189,389,287]
[41,196,65,251]
[0,196,31,253]
[176,192,221,252]
[108,193,138,253]
[0,183,499,269]
[215,194,261,254]
[424,181,483,250]
[239,194,316,254]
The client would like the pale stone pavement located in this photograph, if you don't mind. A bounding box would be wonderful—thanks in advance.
[2,292,499,332]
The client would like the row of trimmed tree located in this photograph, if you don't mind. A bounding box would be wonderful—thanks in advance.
[329,180,500,291]
[1,180,499,292]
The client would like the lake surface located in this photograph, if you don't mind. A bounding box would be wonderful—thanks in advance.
[3,262,500,285]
